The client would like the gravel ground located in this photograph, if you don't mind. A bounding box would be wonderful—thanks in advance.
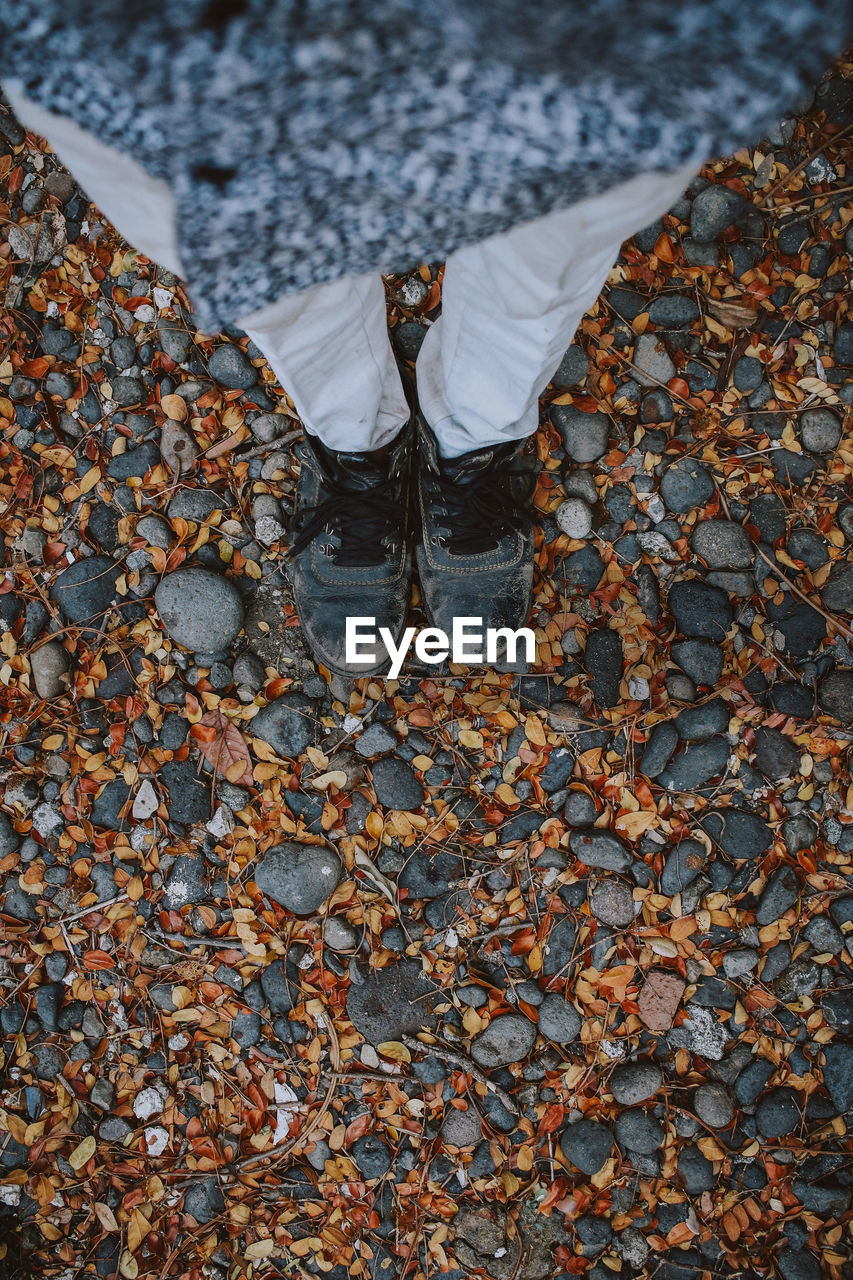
[0,60,852,1280]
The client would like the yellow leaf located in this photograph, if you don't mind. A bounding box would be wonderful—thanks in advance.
[365,810,384,840]
[697,1135,726,1161]
[69,1135,96,1171]
[525,714,546,747]
[614,810,655,838]
[221,404,245,430]
[78,464,102,495]
[411,754,434,771]
[311,770,348,791]
[119,1250,139,1279]
[245,1240,275,1261]
[305,745,330,770]
[458,728,483,750]
[377,1041,412,1063]
[462,1005,484,1035]
[160,394,188,422]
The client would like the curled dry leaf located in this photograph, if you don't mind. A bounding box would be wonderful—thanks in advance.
[192,709,253,785]
[706,297,760,329]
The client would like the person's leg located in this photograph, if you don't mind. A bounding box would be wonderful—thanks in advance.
[3,80,412,675]
[239,280,409,452]
[412,161,701,667]
[416,162,700,457]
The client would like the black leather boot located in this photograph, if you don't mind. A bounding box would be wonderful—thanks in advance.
[414,417,536,671]
[290,423,413,676]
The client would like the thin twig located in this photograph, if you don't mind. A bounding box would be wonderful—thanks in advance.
[231,427,301,462]
[402,1034,520,1116]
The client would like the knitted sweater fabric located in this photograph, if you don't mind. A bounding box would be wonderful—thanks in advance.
[2,0,849,331]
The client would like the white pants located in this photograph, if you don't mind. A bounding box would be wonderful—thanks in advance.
[5,79,697,457]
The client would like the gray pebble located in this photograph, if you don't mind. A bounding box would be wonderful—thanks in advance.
[633,333,676,388]
[589,879,635,927]
[553,406,610,462]
[800,408,841,453]
[569,828,632,871]
[537,993,581,1044]
[254,841,342,914]
[29,640,68,699]
[471,1013,536,1067]
[155,567,244,652]
[209,343,257,389]
[690,519,753,569]
[610,1061,663,1105]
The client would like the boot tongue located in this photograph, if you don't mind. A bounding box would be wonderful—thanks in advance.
[309,436,389,491]
[440,441,518,485]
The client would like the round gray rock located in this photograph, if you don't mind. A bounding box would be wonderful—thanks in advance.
[441,1105,482,1147]
[818,670,853,725]
[537,994,581,1044]
[610,1061,663,1105]
[155,567,244,652]
[346,959,439,1044]
[633,333,676,388]
[690,519,753,569]
[254,841,342,914]
[49,554,120,623]
[471,1013,537,1068]
[30,640,68,699]
[800,408,842,454]
[370,757,425,811]
[553,406,610,463]
[756,1086,802,1138]
[822,562,853,613]
[590,879,635,927]
[690,185,743,240]
[556,498,593,540]
[252,692,316,758]
[569,827,632,871]
[614,1108,664,1153]
[660,459,714,513]
[560,1119,613,1174]
[694,1082,734,1128]
[208,342,257,389]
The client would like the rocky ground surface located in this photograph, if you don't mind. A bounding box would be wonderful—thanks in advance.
[0,61,852,1280]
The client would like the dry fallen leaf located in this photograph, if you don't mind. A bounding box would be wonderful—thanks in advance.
[637,970,686,1031]
[191,709,253,785]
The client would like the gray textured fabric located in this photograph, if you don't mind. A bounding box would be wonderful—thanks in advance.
[2,0,849,330]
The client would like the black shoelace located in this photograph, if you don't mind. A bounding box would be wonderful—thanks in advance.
[290,475,406,567]
[429,455,535,555]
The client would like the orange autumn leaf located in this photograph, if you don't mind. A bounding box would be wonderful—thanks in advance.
[344,1113,372,1145]
[83,949,116,970]
[598,964,636,1000]
[193,710,253,784]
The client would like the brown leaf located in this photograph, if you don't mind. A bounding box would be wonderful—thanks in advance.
[194,710,252,785]
[637,970,685,1031]
[344,1113,372,1145]
[706,297,760,330]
